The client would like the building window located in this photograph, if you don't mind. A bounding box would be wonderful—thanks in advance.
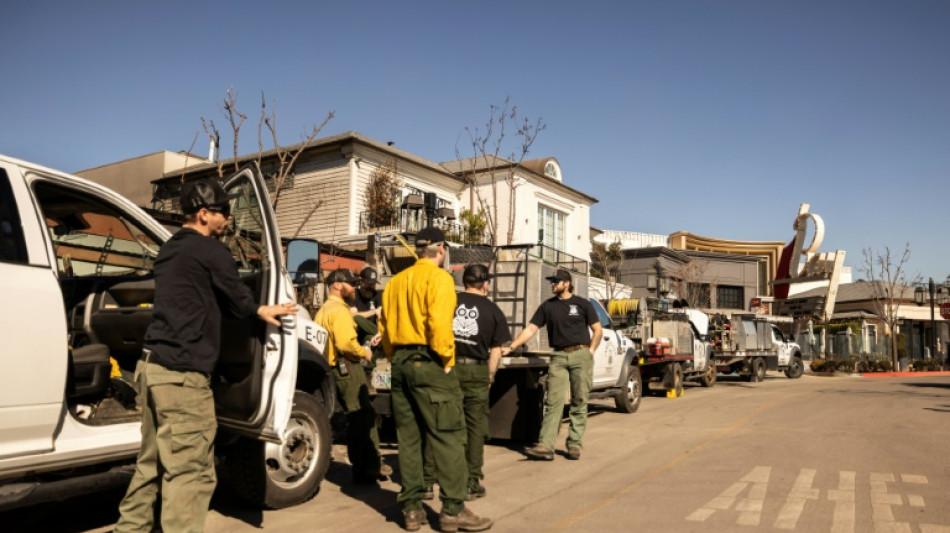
[543,161,561,181]
[716,285,744,310]
[538,205,565,253]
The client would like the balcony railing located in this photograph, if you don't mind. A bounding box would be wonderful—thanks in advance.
[358,209,492,245]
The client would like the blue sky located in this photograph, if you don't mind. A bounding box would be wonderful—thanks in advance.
[2,1,947,280]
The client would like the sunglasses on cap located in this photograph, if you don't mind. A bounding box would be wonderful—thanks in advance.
[207,205,231,217]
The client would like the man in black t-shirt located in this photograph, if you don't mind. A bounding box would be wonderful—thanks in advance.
[505,268,602,461]
[424,263,511,502]
[351,266,383,322]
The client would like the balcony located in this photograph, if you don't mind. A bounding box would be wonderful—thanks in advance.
[358,209,492,246]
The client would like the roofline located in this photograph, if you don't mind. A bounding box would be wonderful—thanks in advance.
[154,131,461,183]
[443,156,598,205]
[77,150,207,175]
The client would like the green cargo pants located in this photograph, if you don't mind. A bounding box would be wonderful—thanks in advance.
[539,349,593,450]
[391,347,467,516]
[423,363,490,492]
[334,360,381,481]
[115,357,217,533]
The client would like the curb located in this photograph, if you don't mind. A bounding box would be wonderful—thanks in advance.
[861,371,950,378]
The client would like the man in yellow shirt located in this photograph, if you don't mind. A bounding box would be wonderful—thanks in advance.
[380,227,492,532]
[316,268,388,484]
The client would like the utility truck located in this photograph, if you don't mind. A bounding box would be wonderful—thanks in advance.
[708,313,804,381]
[0,155,334,511]
[368,243,642,442]
[607,300,716,396]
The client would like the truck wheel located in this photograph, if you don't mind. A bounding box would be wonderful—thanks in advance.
[785,356,804,379]
[663,363,684,397]
[614,366,642,413]
[226,390,331,509]
[750,358,766,383]
[699,364,717,388]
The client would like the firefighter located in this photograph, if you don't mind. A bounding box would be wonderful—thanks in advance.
[316,268,390,483]
[379,227,492,532]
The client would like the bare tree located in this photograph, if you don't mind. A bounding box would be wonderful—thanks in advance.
[455,97,545,246]
[670,259,713,309]
[862,244,920,370]
[590,240,625,301]
[200,87,334,209]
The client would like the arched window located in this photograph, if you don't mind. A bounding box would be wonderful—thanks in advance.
[543,161,561,181]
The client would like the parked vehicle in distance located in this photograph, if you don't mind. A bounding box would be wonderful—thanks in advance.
[708,313,804,381]
[608,300,716,396]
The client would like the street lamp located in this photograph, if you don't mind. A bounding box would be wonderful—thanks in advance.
[649,260,671,311]
[915,277,950,365]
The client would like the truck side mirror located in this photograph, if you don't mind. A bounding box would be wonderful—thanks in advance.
[287,238,320,285]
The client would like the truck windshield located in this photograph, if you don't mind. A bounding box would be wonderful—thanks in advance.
[589,298,611,327]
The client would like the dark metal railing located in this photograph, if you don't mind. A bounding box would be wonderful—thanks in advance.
[358,209,492,245]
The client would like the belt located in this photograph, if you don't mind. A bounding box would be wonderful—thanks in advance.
[394,345,438,363]
[559,344,586,353]
[395,344,430,351]
[455,356,487,365]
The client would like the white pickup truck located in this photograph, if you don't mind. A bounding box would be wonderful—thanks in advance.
[0,154,334,511]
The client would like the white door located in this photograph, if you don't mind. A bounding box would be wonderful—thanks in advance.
[0,165,68,459]
[215,167,298,442]
[772,326,791,366]
[589,298,619,385]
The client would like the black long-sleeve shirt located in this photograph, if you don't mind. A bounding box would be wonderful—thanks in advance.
[144,228,259,374]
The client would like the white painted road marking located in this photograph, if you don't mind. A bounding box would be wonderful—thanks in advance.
[685,466,771,524]
[687,468,939,530]
[828,470,856,533]
[774,468,819,529]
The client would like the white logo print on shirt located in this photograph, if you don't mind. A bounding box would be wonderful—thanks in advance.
[454,304,480,337]
[569,305,579,316]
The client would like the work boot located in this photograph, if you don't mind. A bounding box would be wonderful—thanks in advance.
[567,445,581,460]
[423,485,435,501]
[524,444,555,461]
[403,508,428,531]
[467,483,486,501]
[438,507,493,532]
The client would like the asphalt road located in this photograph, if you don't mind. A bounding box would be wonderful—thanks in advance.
[7,372,950,532]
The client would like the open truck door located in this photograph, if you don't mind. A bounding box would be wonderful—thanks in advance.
[214,166,298,442]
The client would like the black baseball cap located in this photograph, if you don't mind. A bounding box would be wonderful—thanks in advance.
[415,227,446,247]
[359,267,379,284]
[180,179,230,215]
[463,264,492,284]
[326,268,358,286]
[545,269,573,283]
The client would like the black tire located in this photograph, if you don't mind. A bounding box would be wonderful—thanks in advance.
[662,362,684,397]
[226,390,332,509]
[785,356,804,379]
[614,366,642,413]
[699,363,717,388]
[750,358,766,383]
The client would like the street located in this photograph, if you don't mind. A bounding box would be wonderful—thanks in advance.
[7,373,950,532]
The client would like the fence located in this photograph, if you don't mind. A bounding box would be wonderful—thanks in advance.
[797,332,947,371]
[796,332,892,361]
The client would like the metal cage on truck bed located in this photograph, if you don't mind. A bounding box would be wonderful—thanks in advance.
[489,244,589,354]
